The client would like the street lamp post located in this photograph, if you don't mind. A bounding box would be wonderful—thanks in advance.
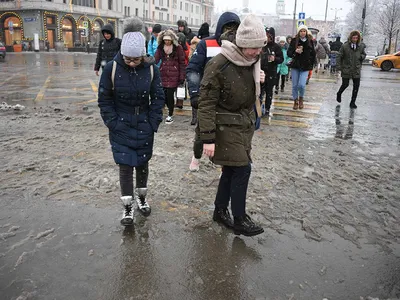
[324,0,329,22]
[292,0,297,35]
[395,29,399,52]
[360,0,367,34]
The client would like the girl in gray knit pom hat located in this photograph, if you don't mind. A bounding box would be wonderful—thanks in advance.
[98,26,165,226]
[197,14,267,237]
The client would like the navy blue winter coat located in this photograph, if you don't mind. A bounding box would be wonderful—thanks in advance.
[98,52,165,167]
[186,12,240,98]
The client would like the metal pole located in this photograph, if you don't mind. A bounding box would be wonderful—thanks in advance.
[293,0,297,35]
[324,0,329,22]
[395,29,399,52]
[361,0,366,34]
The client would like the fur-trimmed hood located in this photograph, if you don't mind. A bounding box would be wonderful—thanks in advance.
[157,29,179,46]
[348,30,361,44]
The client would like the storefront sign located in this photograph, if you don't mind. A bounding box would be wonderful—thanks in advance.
[24,17,37,22]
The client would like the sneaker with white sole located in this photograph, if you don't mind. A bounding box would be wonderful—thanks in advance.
[135,188,151,217]
[165,116,173,124]
[189,156,200,172]
[120,196,134,226]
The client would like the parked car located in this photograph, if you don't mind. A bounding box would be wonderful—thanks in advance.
[372,51,400,71]
[0,42,6,60]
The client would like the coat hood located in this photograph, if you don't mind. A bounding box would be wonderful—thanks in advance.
[265,27,276,44]
[336,36,341,42]
[198,22,210,39]
[319,37,328,45]
[101,24,115,39]
[215,12,241,41]
[348,30,361,44]
[157,29,179,46]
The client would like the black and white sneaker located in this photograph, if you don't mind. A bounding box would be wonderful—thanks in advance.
[120,196,134,226]
[135,188,151,217]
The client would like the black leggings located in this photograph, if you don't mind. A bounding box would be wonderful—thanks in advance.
[276,73,286,90]
[337,78,360,102]
[164,87,176,117]
[119,163,149,196]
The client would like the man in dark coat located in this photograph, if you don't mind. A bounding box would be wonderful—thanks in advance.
[94,24,121,76]
[260,27,283,116]
[330,36,343,52]
[186,11,241,172]
[336,30,366,109]
[177,20,196,44]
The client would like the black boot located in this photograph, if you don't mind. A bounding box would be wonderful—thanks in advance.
[336,93,342,103]
[350,101,357,109]
[213,208,234,228]
[234,214,264,237]
[190,108,197,126]
[135,188,151,217]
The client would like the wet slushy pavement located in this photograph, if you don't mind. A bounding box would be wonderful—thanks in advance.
[0,53,399,300]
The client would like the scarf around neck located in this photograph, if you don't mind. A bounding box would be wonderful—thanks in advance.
[220,40,262,117]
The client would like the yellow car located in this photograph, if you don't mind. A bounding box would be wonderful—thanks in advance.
[372,51,400,71]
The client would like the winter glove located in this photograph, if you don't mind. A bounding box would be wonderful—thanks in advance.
[190,95,199,109]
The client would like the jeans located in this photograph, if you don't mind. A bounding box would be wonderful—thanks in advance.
[291,69,309,100]
[215,164,252,217]
[119,163,149,196]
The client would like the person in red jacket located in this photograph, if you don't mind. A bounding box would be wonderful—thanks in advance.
[155,30,186,124]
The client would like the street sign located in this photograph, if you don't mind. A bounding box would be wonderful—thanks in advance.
[80,28,88,37]
[8,21,14,34]
[24,17,37,22]
[299,12,305,19]
[83,21,88,28]
[297,20,306,27]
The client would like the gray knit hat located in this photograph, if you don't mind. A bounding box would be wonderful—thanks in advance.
[121,32,146,57]
[236,15,267,48]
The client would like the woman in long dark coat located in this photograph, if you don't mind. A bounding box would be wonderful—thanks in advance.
[98,30,164,226]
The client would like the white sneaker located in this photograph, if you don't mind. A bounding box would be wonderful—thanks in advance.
[165,116,173,124]
[189,156,200,172]
[120,196,133,226]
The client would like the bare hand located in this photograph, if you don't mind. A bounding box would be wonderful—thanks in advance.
[203,143,215,158]
[95,71,99,76]
[260,70,265,83]
[295,48,303,54]
[269,55,275,62]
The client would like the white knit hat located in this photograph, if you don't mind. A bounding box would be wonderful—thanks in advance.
[297,25,308,34]
[236,15,267,48]
[121,32,146,57]
[279,36,286,42]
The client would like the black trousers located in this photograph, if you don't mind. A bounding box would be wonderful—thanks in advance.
[119,163,149,196]
[337,78,360,103]
[163,87,176,117]
[275,73,286,90]
[263,75,275,112]
[215,164,251,217]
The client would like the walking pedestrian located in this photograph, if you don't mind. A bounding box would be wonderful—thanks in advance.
[147,24,162,57]
[330,36,343,74]
[315,37,328,74]
[177,20,196,44]
[336,30,366,109]
[260,27,283,116]
[186,12,240,171]
[197,22,210,39]
[94,24,121,76]
[198,14,266,236]
[287,25,316,110]
[154,30,186,124]
[275,36,290,93]
[97,28,165,226]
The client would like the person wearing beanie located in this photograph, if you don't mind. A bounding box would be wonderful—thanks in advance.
[187,11,241,172]
[260,26,283,116]
[154,30,186,124]
[197,14,266,237]
[94,24,121,76]
[336,30,366,109]
[287,25,316,110]
[148,24,162,57]
[197,22,210,39]
[275,36,290,94]
[97,29,165,226]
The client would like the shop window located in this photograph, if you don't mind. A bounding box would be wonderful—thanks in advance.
[47,16,55,24]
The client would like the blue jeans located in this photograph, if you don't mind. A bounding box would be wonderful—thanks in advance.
[291,69,309,100]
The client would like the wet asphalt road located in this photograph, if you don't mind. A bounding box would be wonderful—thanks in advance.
[1,53,400,300]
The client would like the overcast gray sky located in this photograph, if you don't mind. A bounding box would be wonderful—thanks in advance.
[215,0,352,21]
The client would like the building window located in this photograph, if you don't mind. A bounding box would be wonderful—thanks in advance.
[195,19,199,25]
[167,0,169,6]
[191,4,193,13]
[196,5,199,14]
[71,0,96,7]
[191,18,193,25]
[47,16,55,24]
[145,10,148,18]
[180,2,182,10]
[173,15,177,22]
[185,16,188,21]
[135,8,139,16]
[160,0,163,6]
[185,3,188,11]
[167,14,170,21]
[159,12,162,20]
[108,0,112,10]
[152,11,155,19]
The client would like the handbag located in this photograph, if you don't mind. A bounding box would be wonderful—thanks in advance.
[176,85,186,99]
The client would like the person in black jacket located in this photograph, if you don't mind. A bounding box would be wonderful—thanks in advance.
[177,20,196,44]
[330,36,343,52]
[287,25,316,110]
[260,27,283,117]
[94,24,121,76]
[197,22,210,39]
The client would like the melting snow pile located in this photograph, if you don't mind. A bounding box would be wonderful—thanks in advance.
[0,102,25,111]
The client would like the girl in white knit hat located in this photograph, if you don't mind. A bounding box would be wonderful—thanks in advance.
[98,22,165,226]
[197,14,267,237]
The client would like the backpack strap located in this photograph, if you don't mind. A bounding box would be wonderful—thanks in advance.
[111,62,154,90]
[111,60,117,90]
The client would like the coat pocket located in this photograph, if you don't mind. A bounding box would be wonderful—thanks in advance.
[215,113,242,125]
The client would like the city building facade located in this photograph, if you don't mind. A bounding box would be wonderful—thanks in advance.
[0,0,213,50]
